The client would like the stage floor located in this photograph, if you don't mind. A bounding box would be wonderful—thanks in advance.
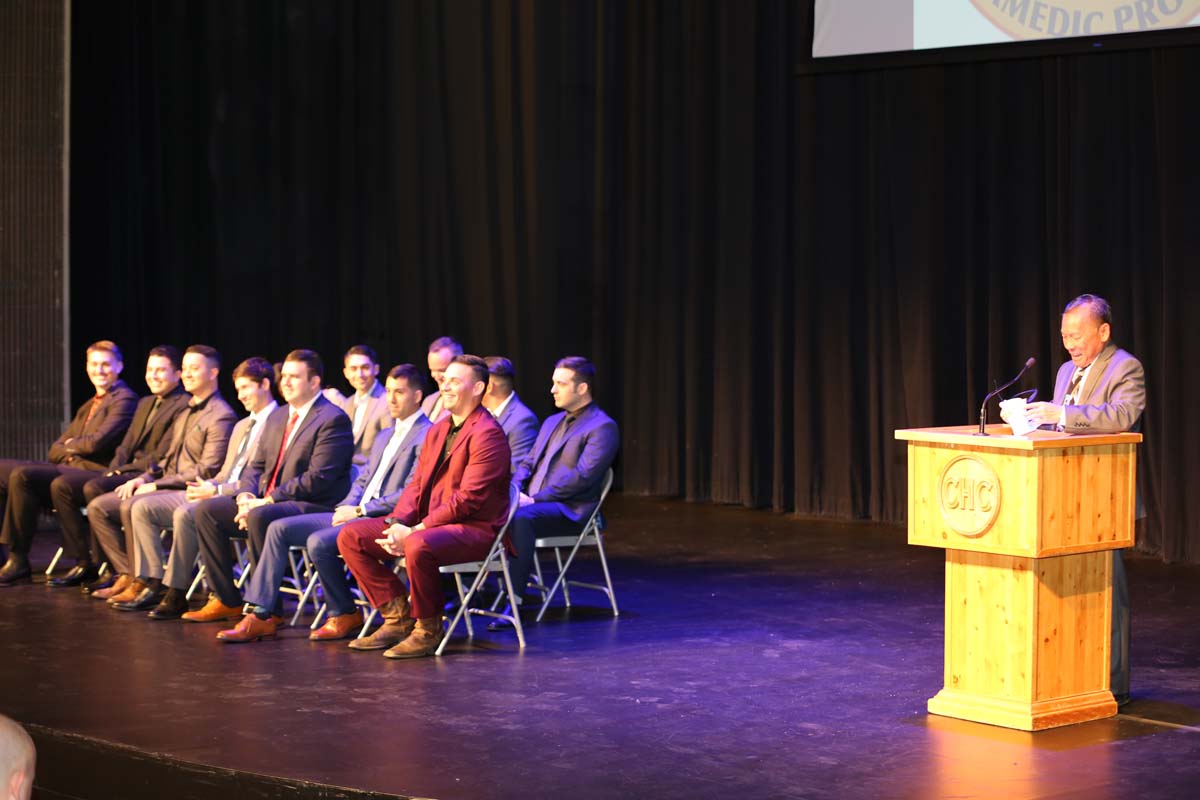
[2,495,1200,799]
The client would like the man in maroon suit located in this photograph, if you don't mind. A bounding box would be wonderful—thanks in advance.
[338,354,511,659]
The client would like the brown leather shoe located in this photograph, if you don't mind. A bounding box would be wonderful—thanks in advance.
[309,610,364,641]
[383,617,444,659]
[181,594,244,623]
[91,573,132,601]
[217,613,279,643]
[107,578,146,605]
[347,596,413,650]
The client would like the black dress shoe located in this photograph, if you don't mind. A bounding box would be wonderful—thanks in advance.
[0,554,32,587]
[49,563,100,588]
[82,574,116,595]
[113,583,166,612]
[147,587,189,620]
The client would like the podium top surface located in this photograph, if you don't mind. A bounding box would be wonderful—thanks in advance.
[895,425,1142,450]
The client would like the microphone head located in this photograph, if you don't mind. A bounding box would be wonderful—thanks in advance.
[1024,357,1036,369]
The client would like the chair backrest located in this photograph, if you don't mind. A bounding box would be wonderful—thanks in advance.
[580,468,614,535]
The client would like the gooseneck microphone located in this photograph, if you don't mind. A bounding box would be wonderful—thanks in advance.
[977,357,1036,436]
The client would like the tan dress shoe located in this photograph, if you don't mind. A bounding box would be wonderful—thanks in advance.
[217,613,278,643]
[383,617,444,659]
[310,610,364,641]
[181,595,244,623]
[91,574,132,601]
[107,578,147,605]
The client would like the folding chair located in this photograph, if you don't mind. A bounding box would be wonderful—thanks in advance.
[279,545,321,625]
[531,468,617,623]
[185,536,253,600]
[46,507,109,577]
[434,484,524,655]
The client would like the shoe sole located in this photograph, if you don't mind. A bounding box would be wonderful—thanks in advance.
[217,633,277,643]
[382,646,438,659]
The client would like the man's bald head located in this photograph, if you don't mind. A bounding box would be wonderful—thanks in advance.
[0,715,34,800]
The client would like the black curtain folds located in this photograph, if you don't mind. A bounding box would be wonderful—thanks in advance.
[70,1,1200,560]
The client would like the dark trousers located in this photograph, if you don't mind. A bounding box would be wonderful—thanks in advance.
[1112,550,1131,698]
[0,461,106,558]
[194,496,329,607]
[507,502,584,600]
[0,459,33,542]
[51,472,127,562]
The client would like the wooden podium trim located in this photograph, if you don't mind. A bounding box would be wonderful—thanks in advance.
[895,425,1141,450]
[928,688,1117,731]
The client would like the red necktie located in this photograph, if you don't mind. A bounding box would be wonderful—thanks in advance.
[265,412,299,496]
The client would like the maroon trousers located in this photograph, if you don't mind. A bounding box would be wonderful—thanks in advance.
[337,518,494,619]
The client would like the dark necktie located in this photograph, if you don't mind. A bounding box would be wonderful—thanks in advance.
[140,396,163,441]
[529,415,575,495]
[1064,368,1085,404]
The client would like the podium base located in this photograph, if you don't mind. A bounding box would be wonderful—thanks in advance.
[928,688,1117,731]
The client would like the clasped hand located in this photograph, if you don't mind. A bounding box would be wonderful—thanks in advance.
[234,494,270,530]
[375,523,413,556]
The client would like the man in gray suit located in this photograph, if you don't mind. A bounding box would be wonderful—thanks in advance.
[482,356,539,472]
[218,363,431,642]
[90,345,238,610]
[323,344,391,474]
[128,357,277,619]
[1021,293,1146,706]
[420,336,462,423]
[505,357,619,609]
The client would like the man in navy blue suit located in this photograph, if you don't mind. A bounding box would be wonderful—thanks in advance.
[219,364,432,643]
[506,357,619,608]
[185,349,354,623]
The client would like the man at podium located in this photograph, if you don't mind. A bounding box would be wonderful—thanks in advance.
[1015,293,1146,706]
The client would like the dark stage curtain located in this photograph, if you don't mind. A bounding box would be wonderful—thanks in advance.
[69,2,1200,561]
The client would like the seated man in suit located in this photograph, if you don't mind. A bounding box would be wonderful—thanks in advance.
[88,345,238,609]
[218,363,431,642]
[338,354,511,658]
[185,349,353,623]
[482,356,539,472]
[505,357,619,611]
[0,340,137,585]
[134,357,277,619]
[1013,293,1145,706]
[323,344,391,475]
[1,346,186,588]
[420,336,463,423]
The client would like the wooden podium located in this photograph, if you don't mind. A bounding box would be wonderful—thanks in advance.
[895,425,1141,731]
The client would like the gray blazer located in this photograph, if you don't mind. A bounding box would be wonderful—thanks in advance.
[324,381,391,466]
[210,404,276,496]
[1052,343,1146,434]
[341,413,432,516]
[495,392,539,473]
[140,392,238,489]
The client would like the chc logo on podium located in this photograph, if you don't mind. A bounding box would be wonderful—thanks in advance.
[971,0,1200,38]
[939,456,1001,537]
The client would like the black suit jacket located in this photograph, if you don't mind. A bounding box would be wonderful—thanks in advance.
[237,394,354,507]
[47,380,139,471]
[108,385,190,475]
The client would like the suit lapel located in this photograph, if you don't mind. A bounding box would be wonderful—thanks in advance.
[544,405,593,465]
[1080,345,1117,404]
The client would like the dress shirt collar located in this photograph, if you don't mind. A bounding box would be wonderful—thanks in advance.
[391,409,423,444]
[250,400,278,426]
[489,391,515,420]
